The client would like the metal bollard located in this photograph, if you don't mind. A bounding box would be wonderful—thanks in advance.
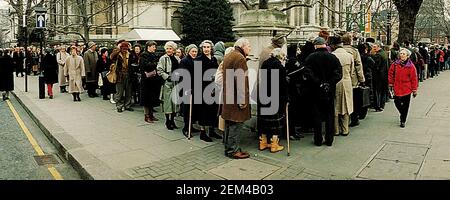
[38,73,45,99]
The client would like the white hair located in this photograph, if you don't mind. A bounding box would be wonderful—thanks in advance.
[224,47,234,56]
[200,40,214,52]
[399,48,411,57]
[234,38,250,48]
[164,41,177,50]
[270,48,286,60]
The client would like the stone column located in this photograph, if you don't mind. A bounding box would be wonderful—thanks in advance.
[309,3,316,25]
[336,0,341,29]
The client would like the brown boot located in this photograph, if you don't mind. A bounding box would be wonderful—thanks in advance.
[259,134,270,151]
[149,112,159,121]
[270,136,284,153]
[144,114,153,123]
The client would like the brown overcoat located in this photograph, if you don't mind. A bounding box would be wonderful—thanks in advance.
[221,47,251,123]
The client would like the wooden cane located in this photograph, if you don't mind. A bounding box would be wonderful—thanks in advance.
[286,102,290,156]
[188,94,193,140]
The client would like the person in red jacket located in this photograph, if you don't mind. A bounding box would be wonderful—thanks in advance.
[388,48,418,128]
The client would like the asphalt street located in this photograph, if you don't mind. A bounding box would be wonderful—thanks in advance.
[0,95,80,180]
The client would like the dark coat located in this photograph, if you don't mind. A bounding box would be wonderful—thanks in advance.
[371,50,389,93]
[195,53,219,126]
[139,51,161,108]
[96,56,116,94]
[41,53,58,84]
[303,48,342,124]
[13,52,24,73]
[0,55,14,91]
[179,55,197,120]
[222,47,251,123]
[361,53,375,89]
[285,56,313,128]
[304,48,343,100]
[83,50,99,83]
[257,56,288,133]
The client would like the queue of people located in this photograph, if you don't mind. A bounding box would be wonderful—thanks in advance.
[1,31,449,160]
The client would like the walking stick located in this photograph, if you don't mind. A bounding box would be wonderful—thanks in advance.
[188,94,193,140]
[286,102,290,156]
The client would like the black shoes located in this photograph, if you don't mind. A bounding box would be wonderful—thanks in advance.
[171,121,178,129]
[117,108,123,113]
[125,107,134,112]
[400,122,405,128]
[349,121,360,127]
[209,130,223,139]
[200,130,213,142]
[166,121,174,130]
[182,128,189,138]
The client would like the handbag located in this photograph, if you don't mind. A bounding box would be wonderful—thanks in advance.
[98,73,103,86]
[360,86,371,107]
[106,63,117,83]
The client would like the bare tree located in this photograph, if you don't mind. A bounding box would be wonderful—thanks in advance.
[6,0,45,46]
[46,0,153,43]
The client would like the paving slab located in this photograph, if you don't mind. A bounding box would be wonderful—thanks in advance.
[209,159,280,180]
[358,158,421,180]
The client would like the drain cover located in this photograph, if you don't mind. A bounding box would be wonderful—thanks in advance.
[34,155,59,166]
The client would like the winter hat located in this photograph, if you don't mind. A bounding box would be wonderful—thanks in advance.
[328,36,343,46]
[185,44,198,55]
[88,42,96,49]
[313,37,326,45]
[271,35,286,48]
[119,41,130,51]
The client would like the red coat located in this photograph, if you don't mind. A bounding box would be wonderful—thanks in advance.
[388,59,418,97]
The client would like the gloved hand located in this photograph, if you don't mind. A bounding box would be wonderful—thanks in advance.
[413,91,418,98]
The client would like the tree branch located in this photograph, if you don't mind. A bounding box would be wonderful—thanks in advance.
[239,0,251,10]
[280,3,312,12]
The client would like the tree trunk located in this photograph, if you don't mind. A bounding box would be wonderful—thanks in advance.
[259,0,268,9]
[83,17,90,42]
[397,10,417,44]
[393,0,424,44]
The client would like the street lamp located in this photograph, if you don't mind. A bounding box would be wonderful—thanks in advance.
[23,14,28,92]
[387,0,392,45]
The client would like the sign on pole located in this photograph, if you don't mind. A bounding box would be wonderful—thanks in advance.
[365,9,371,34]
[36,13,45,28]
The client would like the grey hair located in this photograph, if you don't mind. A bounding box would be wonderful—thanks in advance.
[234,38,250,48]
[224,47,234,56]
[399,48,411,57]
[200,40,214,52]
[164,41,177,50]
[270,48,286,60]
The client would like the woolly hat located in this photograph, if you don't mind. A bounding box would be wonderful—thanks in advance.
[185,44,198,55]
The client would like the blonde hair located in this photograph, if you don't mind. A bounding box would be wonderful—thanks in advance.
[164,41,177,50]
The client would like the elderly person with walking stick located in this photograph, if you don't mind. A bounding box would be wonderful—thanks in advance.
[388,48,418,128]
[257,48,288,153]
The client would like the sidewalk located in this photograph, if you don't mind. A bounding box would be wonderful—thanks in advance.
[12,72,450,180]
